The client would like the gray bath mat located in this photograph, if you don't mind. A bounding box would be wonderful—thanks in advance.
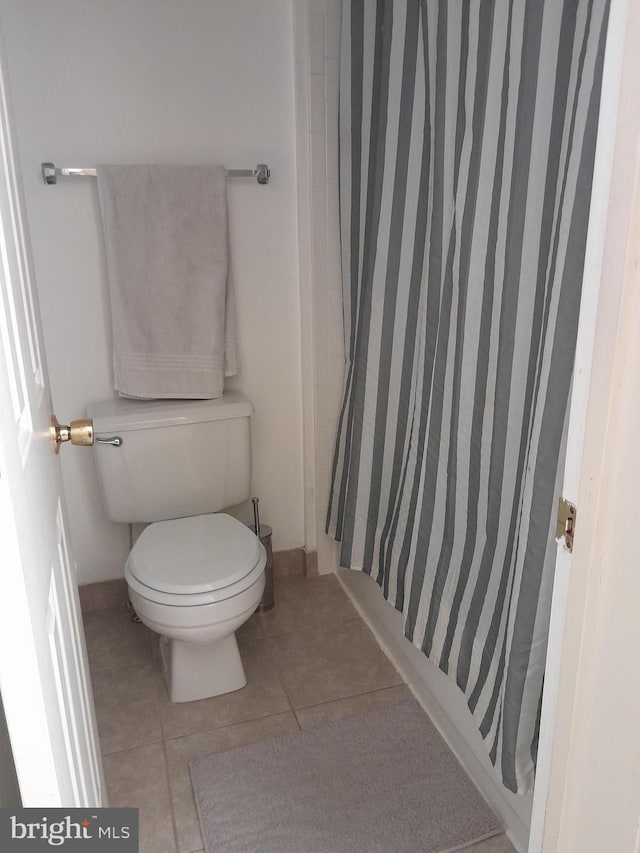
[190,701,501,853]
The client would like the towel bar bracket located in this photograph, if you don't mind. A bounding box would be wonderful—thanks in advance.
[41,161,271,186]
[42,162,58,185]
[254,164,270,185]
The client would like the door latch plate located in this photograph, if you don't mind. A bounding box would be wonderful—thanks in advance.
[556,497,577,553]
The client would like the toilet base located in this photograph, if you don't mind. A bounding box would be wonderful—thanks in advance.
[160,633,247,703]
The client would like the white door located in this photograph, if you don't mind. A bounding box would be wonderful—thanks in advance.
[0,45,104,805]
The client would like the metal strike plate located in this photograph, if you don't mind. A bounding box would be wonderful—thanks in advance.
[555,497,576,553]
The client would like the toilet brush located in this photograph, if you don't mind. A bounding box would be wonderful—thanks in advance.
[252,496,261,535]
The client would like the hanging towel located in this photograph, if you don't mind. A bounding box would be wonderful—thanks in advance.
[96,164,238,399]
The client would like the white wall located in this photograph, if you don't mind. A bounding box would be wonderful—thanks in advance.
[0,0,305,582]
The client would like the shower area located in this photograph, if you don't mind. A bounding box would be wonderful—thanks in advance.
[296,1,610,849]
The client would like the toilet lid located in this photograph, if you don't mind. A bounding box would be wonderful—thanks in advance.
[126,513,263,595]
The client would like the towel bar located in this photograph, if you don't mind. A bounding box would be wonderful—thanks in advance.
[41,162,271,186]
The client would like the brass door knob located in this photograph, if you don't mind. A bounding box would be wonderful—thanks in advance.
[51,415,94,454]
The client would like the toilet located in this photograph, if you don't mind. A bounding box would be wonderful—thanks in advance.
[88,390,266,703]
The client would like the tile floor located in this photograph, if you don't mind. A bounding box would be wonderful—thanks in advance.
[84,574,516,853]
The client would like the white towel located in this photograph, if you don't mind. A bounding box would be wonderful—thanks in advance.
[96,164,238,399]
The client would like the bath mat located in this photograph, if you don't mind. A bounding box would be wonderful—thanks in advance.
[189,700,501,853]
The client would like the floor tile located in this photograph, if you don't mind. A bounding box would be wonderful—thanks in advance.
[236,612,262,644]
[268,619,404,708]
[160,640,291,740]
[87,574,503,853]
[294,684,413,729]
[103,742,177,853]
[258,574,358,637]
[84,606,153,672]
[463,833,517,852]
[166,712,299,853]
[92,579,129,611]
[92,662,164,754]
[78,584,95,613]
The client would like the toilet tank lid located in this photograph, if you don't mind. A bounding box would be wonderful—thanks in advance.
[88,391,253,432]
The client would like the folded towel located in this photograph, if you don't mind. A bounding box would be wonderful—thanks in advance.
[96,164,238,399]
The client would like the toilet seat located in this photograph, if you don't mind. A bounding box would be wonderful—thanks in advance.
[125,513,266,607]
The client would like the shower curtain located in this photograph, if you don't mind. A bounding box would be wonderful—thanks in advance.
[328,0,609,793]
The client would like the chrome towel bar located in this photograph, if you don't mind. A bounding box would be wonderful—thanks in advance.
[41,161,271,186]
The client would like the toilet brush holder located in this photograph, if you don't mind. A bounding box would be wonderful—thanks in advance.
[250,497,274,612]
[254,524,274,612]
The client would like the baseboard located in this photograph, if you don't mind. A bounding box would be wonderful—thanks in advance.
[336,568,532,853]
[303,549,318,577]
[272,547,307,579]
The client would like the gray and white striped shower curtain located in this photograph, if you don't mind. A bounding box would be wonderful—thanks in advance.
[328,0,609,793]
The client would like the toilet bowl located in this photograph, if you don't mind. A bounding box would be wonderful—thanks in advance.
[88,390,264,704]
[125,513,266,702]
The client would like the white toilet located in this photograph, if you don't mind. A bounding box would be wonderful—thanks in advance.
[88,390,266,703]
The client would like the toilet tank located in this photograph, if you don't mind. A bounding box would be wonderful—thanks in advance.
[87,391,253,523]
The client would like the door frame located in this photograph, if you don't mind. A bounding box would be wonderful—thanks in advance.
[529,0,640,848]
[0,0,638,834]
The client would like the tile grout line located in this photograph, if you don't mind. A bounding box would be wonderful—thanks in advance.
[160,721,181,853]
[89,623,164,760]
[258,634,301,731]
[257,612,363,641]
[292,682,410,715]
[97,685,410,761]
[156,638,180,853]
[158,640,180,853]
[161,711,299,747]
[90,657,159,679]
[262,610,406,717]
[159,624,293,852]
[100,735,165,759]
[158,660,197,853]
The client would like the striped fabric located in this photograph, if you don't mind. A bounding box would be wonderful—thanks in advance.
[328,0,609,793]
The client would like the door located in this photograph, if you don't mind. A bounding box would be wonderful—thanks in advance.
[0,43,104,805]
